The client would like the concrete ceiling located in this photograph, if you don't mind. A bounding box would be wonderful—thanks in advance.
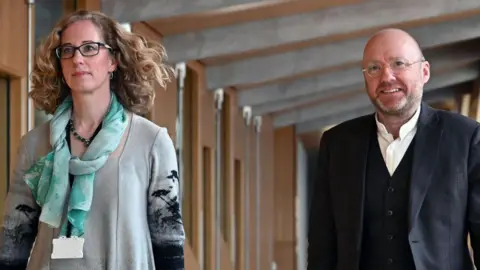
[101,0,480,134]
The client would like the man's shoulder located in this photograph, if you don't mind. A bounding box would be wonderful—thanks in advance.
[433,108,479,132]
[323,113,374,139]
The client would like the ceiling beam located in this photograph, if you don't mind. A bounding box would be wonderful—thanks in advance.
[145,0,362,37]
[163,0,480,62]
[242,43,480,113]
[274,65,479,127]
[251,82,361,116]
[295,106,374,134]
[100,0,261,23]
[206,15,480,90]
[163,0,480,63]
[295,85,464,134]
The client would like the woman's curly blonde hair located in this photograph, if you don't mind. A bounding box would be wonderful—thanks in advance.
[30,9,173,115]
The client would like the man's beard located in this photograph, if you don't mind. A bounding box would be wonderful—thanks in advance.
[372,90,422,117]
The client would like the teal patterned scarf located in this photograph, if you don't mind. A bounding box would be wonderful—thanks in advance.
[24,92,128,237]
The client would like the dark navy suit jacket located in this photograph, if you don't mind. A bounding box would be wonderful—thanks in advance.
[307,103,480,270]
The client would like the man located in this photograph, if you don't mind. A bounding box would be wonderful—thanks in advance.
[307,28,480,270]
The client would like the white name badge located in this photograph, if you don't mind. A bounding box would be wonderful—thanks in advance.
[51,236,84,259]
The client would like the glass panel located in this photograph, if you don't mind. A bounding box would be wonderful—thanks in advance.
[0,77,10,217]
[34,0,76,127]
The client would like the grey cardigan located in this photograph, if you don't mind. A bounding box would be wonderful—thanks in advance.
[0,113,185,270]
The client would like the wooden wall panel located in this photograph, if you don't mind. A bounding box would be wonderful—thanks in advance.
[130,12,199,270]
[201,90,215,148]
[139,11,291,270]
[261,116,275,270]
[459,93,471,117]
[469,80,480,121]
[0,0,27,77]
[130,23,177,142]
[185,61,205,268]
[152,78,178,142]
[185,238,200,270]
[222,89,235,261]
[220,231,235,270]
[0,78,8,216]
[146,71,177,142]
[0,1,29,180]
[76,0,101,11]
[188,60,226,270]
[227,94,277,270]
[274,127,296,241]
[275,241,296,270]
[186,61,206,267]
[203,146,215,270]
[298,130,323,150]
[229,92,258,270]
[274,126,297,270]
[187,59,280,270]
[231,91,247,270]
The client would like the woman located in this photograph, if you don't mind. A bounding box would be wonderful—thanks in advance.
[0,9,185,270]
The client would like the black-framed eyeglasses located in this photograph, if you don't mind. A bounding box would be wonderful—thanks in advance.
[362,58,426,78]
[55,42,113,59]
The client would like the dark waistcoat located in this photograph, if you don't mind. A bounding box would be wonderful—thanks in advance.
[359,133,416,270]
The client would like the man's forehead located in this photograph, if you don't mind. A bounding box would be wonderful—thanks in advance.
[363,40,418,62]
[363,29,422,60]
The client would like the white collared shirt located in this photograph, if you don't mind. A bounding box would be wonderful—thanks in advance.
[375,107,421,176]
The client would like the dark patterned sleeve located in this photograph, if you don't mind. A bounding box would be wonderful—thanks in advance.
[0,137,40,269]
[148,128,185,270]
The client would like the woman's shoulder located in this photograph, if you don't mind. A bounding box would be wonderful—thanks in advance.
[128,113,174,149]
[19,120,51,156]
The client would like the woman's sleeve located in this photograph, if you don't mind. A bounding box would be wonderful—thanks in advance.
[0,137,40,270]
[148,127,185,270]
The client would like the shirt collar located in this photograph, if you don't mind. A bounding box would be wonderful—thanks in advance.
[375,104,421,140]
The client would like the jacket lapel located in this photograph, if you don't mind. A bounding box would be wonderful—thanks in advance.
[408,104,443,232]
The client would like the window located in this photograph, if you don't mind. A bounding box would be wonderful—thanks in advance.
[0,77,10,217]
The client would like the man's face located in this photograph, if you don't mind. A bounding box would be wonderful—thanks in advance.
[362,32,430,116]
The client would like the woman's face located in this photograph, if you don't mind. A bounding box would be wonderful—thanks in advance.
[58,20,116,94]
